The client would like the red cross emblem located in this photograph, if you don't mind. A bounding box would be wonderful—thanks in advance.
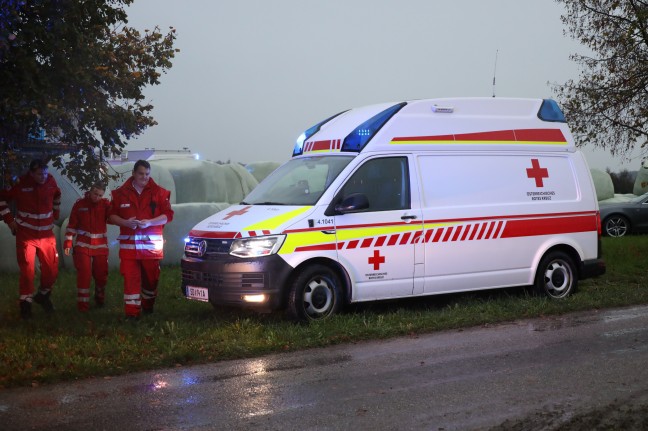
[368,249,385,270]
[223,205,252,220]
[526,159,549,187]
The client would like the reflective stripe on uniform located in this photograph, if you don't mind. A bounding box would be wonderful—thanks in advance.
[16,219,54,231]
[76,241,108,249]
[18,210,53,219]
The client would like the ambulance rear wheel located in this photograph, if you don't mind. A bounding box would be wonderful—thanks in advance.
[287,265,342,322]
[533,251,577,299]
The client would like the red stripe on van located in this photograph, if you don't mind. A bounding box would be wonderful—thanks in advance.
[347,240,359,249]
[515,128,566,142]
[442,227,454,242]
[460,224,472,241]
[388,235,400,246]
[502,215,596,237]
[457,130,516,141]
[432,228,444,242]
[391,128,567,144]
[188,230,238,239]
[451,226,463,241]
[306,140,334,152]
[400,232,412,244]
[375,236,387,247]
[361,238,373,248]
[392,134,455,142]
[295,243,337,252]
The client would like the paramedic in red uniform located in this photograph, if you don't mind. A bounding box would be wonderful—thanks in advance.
[0,159,61,319]
[64,182,110,311]
[108,160,173,320]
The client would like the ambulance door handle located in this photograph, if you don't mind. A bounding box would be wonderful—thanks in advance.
[401,214,417,220]
[322,230,336,235]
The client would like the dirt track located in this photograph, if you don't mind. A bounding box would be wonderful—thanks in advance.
[1,305,648,430]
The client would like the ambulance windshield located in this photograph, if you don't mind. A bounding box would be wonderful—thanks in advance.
[242,156,354,206]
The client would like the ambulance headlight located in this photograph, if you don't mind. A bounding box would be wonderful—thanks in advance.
[230,235,286,258]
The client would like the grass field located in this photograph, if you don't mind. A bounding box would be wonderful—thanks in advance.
[1,236,647,389]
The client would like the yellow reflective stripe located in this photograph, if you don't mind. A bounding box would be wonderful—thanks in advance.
[334,224,420,242]
[279,230,335,254]
[244,206,313,231]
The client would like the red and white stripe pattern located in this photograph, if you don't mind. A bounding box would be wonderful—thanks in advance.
[303,139,342,154]
[247,230,272,237]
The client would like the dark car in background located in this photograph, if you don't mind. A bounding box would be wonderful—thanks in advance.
[599,192,648,237]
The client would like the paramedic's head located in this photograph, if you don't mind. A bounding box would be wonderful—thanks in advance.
[89,182,106,203]
[132,160,151,189]
[29,159,48,185]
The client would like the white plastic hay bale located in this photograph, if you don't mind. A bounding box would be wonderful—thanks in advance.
[223,163,258,203]
[633,161,648,195]
[245,161,282,183]
[590,168,614,201]
[153,159,258,204]
[153,159,214,203]
[161,202,233,265]
[0,223,18,272]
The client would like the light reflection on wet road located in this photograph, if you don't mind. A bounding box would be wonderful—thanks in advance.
[2,305,648,430]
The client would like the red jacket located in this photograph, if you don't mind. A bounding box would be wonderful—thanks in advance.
[0,173,61,239]
[109,177,174,259]
[64,192,111,255]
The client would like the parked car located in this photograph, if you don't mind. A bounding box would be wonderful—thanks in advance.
[599,192,648,237]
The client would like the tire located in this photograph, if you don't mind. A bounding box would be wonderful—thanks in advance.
[287,264,342,322]
[533,251,577,299]
[604,215,630,237]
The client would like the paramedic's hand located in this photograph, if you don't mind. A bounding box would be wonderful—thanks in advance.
[64,248,71,256]
[8,220,16,236]
[137,219,152,229]
[124,217,139,230]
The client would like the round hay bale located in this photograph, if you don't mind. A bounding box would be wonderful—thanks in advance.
[590,168,614,201]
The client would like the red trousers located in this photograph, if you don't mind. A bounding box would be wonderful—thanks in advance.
[73,252,108,311]
[119,258,160,317]
[16,234,59,301]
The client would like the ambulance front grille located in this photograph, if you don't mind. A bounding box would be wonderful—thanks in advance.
[184,238,234,258]
[182,270,265,289]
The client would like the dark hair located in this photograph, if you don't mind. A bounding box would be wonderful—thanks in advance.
[29,159,48,171]
[91,182,106,191]
[133,160,151,171]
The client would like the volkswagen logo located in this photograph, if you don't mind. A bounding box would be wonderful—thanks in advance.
[198,240,208,257]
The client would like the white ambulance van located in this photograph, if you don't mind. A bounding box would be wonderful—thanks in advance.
[181,98,605,321]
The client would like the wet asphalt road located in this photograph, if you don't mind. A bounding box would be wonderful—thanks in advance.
[1,305,648,431]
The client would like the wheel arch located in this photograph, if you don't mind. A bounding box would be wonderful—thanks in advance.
[281,257,352,309]
[533,243,582,281]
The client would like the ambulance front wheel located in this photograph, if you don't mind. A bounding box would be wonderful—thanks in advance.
[533,251,578,299]
[287,265,342,322]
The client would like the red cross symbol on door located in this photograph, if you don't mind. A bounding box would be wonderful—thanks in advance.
[526,159,549,187]
[368,249,385,270]
[223,205,252,220]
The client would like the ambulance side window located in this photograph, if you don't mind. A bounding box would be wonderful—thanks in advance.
[339,157,410,212]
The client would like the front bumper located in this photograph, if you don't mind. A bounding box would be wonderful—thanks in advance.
[181,254,294,311]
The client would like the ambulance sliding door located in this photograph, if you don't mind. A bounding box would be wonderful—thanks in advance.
[332,156,423,301]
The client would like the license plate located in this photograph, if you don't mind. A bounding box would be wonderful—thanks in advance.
[187,286,209,302]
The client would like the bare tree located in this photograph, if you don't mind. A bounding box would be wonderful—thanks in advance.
[554,0,647,160]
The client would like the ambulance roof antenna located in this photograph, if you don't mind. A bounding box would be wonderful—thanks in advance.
[492,49,498,98]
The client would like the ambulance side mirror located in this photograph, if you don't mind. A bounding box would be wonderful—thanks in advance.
[328,193,369,215]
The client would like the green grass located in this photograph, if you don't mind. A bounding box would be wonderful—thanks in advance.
[1,236,648,389]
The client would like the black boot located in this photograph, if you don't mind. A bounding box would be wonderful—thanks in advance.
[20,301,32,319]
[33,291,54,313]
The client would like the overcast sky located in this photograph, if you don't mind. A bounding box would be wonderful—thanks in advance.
[125,0,642,172]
